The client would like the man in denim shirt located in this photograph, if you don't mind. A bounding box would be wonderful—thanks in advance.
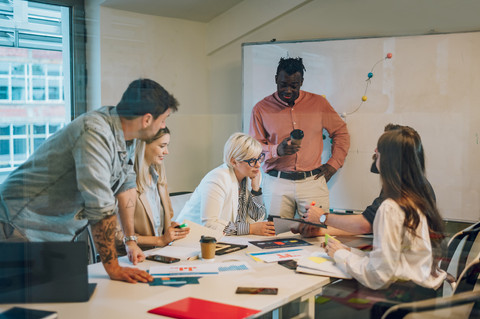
[0,79,178,283]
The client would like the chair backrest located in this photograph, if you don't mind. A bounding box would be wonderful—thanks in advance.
[170,192,192,221]
[441,222,480,296]
[380,290,480,319]
[454,258,480,294]
[381,259,480,319]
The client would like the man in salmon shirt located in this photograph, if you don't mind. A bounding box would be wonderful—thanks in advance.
[249,57,350,219]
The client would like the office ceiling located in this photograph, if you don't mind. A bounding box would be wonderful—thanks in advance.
[100,0,244,22]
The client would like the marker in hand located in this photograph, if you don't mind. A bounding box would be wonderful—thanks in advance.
[303,201,316,219]
[325,233,340,245]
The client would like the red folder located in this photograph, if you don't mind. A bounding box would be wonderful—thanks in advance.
[148,297,260,319]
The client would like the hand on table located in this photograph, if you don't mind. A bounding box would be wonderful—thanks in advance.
[104,263,153,284]
[125,241,145,265]
[250,221,276,236]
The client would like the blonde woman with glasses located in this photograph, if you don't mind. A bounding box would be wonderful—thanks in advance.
[115,127,189,254]
[176,132,275,236]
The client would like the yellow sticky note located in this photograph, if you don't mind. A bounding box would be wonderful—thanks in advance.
[308,256,328,264]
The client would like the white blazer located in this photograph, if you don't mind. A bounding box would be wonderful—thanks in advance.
[176,164,259,232]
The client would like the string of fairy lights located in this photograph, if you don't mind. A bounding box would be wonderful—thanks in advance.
[342,52,393,117]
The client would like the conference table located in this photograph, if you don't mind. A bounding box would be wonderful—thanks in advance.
[0,233,372,318]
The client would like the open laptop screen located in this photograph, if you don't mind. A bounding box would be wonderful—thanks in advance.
[0,241,93,303]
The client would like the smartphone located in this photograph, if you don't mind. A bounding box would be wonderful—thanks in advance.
[236,287,278,295]
[146,255,180,263]
[278,259,297,270]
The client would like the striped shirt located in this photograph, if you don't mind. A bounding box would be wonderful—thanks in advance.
[224,178,266,235]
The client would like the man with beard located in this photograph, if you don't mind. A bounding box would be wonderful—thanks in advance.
[0,79,178,283]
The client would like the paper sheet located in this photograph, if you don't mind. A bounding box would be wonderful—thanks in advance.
[149,261,251,277]
[296,251,352,279]
[150,264,219,277]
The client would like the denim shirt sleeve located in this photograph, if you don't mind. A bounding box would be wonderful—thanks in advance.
[72,123,124,222]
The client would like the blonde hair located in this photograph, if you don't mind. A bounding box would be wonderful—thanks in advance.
[223,132,262,168]
[134,127,170,193]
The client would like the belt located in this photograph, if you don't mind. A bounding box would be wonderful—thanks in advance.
[267,168,322,181]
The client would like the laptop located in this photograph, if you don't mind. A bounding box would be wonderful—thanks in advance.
[0,241,96,303]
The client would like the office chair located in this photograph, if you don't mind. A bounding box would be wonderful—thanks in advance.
[441,222,480,296]
[377,258,480,319]
[379,290,480,319]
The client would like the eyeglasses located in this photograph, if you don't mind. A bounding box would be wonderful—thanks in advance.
[242,153,265,167]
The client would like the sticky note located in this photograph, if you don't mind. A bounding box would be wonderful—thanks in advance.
[325,234,340,245]
[308,256,328,264]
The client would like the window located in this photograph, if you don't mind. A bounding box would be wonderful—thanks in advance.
[0,0,85,183]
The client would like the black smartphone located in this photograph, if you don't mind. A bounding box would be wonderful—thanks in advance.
[146,255,180,263]
[236,287,278,295]
[278,259,297,270]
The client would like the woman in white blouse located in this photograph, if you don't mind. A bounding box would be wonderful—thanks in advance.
[326,126,446,299]
[177,132,275,236]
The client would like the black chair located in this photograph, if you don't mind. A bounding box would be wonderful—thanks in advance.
[371,222,480,318]
[441,222,480,296]
[377,259,480,319]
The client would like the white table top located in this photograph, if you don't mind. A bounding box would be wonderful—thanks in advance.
[0,234,331,318]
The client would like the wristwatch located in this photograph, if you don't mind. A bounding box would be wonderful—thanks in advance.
[319,213,329,225]
[123,235,138,244]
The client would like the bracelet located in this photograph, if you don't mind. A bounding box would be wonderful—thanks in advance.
[251,187,262,196]
[123,235,138,244]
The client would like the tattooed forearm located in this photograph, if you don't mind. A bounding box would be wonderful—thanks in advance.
[91,214,118,265]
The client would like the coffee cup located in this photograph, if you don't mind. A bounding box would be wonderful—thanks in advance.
[290,129,304,146]
[200,236,217,260]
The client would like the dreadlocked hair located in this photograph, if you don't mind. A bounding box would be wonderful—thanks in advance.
[276,57,306,77]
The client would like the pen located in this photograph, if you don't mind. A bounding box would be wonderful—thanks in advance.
[175,223,187,229]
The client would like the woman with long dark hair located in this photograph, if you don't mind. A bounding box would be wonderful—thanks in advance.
[326,126,446,299]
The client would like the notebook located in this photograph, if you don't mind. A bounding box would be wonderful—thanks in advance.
[148,297,260,319]
[0,241,96,303]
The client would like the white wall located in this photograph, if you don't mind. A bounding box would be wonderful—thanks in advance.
[86,6,211,192]
[86,0,480,220]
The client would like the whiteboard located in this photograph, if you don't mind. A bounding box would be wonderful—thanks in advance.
[242,32,480,222]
